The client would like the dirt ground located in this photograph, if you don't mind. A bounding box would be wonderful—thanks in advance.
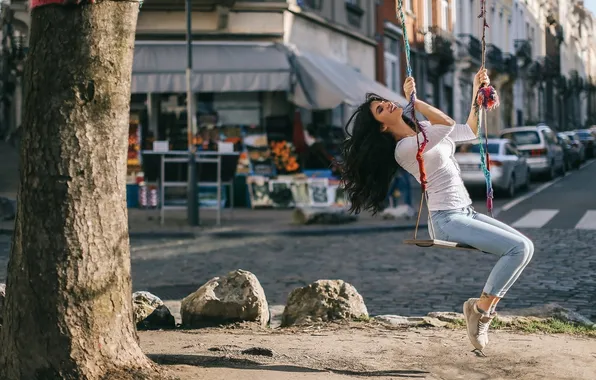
[139,322,596,380]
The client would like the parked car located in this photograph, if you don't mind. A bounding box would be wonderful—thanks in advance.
[556,133,581,170]
[455,138,531,198]
[561,131,586,162]
[574,129,595,158]
[499,125,565,180]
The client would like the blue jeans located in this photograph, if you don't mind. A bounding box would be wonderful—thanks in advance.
[429,206,534,298]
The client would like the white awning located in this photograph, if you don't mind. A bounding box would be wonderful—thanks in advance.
[290,47,408,110]
[131,42,292,94]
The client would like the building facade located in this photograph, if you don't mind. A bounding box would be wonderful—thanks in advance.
[377,0,456,118]
[455,0,515,134]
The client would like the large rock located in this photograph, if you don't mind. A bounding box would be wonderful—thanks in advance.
[132,291,175,330]
[281,280,368,327]
[0,283,5,326]
[181,269,269,328]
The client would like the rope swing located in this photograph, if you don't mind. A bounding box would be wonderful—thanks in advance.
[396,0,500,250]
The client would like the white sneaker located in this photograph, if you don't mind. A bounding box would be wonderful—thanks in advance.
[463,298,495,352]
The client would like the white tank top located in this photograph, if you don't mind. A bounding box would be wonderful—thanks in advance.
[394,121,477,211]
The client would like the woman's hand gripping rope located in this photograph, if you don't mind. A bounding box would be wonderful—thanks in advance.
[474,69,500,111]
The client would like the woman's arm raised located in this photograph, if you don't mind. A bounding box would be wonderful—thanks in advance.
[414,99,455,126]
[403,77,454,126]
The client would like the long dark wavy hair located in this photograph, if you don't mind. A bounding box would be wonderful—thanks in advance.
[339,93,417,215]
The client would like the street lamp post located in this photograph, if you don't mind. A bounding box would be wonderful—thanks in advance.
[186,0,199,226]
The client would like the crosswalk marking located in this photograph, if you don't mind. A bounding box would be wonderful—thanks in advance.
[574,211,596,230]
[511,209,559,228]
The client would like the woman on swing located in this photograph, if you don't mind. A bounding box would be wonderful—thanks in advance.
[340,69,534,353]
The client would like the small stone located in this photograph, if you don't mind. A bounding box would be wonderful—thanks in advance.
[181,269,270,328]
[281,280,368,327]
[132,291,175,330]
[374,315,412,326]
[418,317,448,328]
[241,347,274,357]
[427,311,465,323]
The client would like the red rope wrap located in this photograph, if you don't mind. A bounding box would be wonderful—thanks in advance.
[408,95,428,192]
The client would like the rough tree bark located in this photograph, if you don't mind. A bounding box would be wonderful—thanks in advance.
[0,3,164,379]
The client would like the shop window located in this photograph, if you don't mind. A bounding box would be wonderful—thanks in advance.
[441,0,449,29]
[331,105,343,128]
[300,0,322,10]
[406,0,413,12]
[384,35,401,92]
[345,0,364,28]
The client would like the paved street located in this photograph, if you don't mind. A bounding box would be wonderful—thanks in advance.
[496,159,596,229]
[1,161,595,321]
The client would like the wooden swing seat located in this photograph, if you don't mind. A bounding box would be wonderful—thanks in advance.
[403,239,478,251]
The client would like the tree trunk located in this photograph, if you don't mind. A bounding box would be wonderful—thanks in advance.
[0,3,163,379]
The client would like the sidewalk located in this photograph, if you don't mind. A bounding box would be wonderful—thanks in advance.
[126,206,425,238]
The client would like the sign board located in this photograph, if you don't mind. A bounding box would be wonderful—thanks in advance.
[218,142,235,153]
[153,141,169,152]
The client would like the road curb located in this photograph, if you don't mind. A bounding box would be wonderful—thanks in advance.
[2,223,425,239]
[207,223,426,239]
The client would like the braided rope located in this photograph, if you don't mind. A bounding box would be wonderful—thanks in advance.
[396,0,428,192]
[476,0,497,216]
[476,109,494,212]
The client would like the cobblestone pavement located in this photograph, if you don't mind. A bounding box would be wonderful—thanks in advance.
[1,229,595,320]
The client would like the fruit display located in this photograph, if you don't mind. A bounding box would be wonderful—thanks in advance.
[127,120,141,168]
[270,140,300,174]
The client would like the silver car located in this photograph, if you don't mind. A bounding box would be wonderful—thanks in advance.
[499,125,565,179]
[455,138,531,198]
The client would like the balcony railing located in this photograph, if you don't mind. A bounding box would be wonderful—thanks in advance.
[568,70,586,92]
[503,53,518,77]
[527,60,542,85]
[424,26,455,63]
[556,75,568,94]
[514,39,532,66]
[457,34,482,62]
[486,44,504,72]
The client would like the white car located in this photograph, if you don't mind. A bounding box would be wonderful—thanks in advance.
[455,138,531,198]
[499,125,565,179]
